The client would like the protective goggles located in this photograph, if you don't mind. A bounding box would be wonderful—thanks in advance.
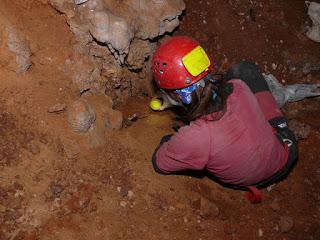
[175,74,218,105]
[175,79,205,104]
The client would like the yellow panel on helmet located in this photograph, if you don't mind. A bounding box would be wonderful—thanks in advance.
[182,46,211,77]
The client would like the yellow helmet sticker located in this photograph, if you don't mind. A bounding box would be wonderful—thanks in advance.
[182,46,211,77]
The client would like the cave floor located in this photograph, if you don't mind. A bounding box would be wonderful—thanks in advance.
[0,0,320,239]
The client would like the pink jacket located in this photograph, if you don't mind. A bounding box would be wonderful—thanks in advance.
[155,80,287,186]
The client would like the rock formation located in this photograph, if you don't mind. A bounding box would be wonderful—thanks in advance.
[49,0,185,101]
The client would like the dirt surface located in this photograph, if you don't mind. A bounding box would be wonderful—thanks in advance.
[0,0,320,240]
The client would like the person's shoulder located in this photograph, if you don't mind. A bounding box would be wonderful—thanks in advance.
[168,122,209,151]
[227,79,253,96]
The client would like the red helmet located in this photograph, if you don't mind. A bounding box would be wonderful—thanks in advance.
[152,36,213,89]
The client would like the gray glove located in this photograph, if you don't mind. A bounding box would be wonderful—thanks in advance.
[263,74,320,107]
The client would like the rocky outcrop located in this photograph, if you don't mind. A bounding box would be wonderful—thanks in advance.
[0,23,32,74]
[49,0,185,100]
[307,2,320,43]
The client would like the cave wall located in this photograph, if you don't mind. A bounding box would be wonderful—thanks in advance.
[49,0,185,102]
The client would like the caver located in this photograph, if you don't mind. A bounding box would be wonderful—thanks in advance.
[151,36,298,203]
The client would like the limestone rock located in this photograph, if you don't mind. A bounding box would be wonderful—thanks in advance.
[89,10,133,62]
[50,0,76,18]
[87,124,106,148]
[0,19,32,74]
[306,2,320,43]
[126,39,152,70]
[48,103,67,113]
[61,138,80,159]
[105,109,123,130]
[67,98,96,133]
[48,0,185,103]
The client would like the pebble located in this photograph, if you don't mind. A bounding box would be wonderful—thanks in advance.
[289,120,311,140]
[28,141,40,155]
[74,0,88,4]
[120,201,127,208]
[267,184,275,192]
[67,99,96,134]
[279,216,294,233]
[117,186,130,197]
[48,103,66,113]
[200,197,220,218]
[61,138,80,159]
[270,199,281,211]
[50,183,63,198]
[105,109,123,131]
[127,190,134,198]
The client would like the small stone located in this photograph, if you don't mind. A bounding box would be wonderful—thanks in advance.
[50,183,63,198]
[61,138,80,159]
[67,99,96,134]
[270,199,281,211]
[279,216,294,233]
[87,124,106,148]
[74,0,88,4]
[168,206,176,212]
[105,109,123,130]
[289,120,311,140]
[199,197,220,218]
[100,172,110,184]
[120,187,128,197]
[120,201,127,207]
[127,190,134,198]
[28,141,40,155]
[48,103,67,113]
[267,184,275,192]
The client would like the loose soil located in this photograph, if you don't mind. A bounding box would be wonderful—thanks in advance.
[0,0,320,240]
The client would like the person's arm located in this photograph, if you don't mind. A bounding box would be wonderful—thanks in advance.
[225,60,283,121]
[225,60,297,147]
[152,123,209,174]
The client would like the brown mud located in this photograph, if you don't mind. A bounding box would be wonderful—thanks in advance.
[0,0,320,239]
